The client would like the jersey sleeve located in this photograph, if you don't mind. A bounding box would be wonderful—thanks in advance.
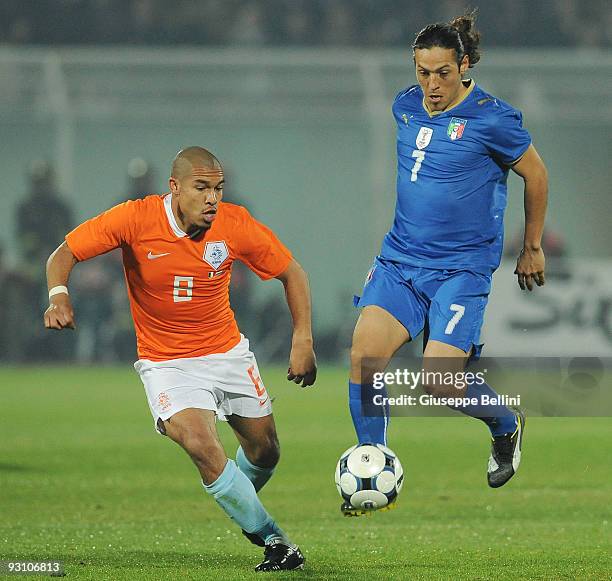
[65,200,138,260]
[483,106,532,165]
[233,208,293,280]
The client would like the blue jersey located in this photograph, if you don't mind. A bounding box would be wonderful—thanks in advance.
[381,82,531,275]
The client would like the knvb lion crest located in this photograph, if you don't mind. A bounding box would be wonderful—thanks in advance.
[203,241,229,270]
[157,391,171,412]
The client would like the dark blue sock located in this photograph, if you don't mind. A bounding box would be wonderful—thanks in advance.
[454,382,517,437]
[349,381,388,445]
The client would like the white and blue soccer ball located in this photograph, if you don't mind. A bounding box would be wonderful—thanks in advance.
[335,444,404,509]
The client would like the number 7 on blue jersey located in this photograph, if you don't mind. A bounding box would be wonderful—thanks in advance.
[411,150,426,182]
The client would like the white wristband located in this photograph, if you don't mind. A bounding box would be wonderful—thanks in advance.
[49,285,69,299]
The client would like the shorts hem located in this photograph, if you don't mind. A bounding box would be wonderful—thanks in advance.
[426,334,483,358]
[357,298,422,342]
[154,401,273,434]
[156,403,219,423]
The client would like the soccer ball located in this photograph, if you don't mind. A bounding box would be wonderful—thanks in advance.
[335,443,404,510]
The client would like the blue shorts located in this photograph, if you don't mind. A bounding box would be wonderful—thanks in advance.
[355,257,491,356]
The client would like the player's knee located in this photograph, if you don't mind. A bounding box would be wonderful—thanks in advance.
[421,381,437,396]
[183,435,226,479]
[350,340,377,365]
[251,434,280,469]
[421,381,454,398]
[350,344,371,375]
[350,344,386,384]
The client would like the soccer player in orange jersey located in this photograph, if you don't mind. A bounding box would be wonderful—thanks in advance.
[44,146,316,572]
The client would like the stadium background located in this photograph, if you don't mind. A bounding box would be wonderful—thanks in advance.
[1,0,611,363]
[2,2,611,579]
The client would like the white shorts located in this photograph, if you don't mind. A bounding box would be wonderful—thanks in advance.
[134,335,272,433]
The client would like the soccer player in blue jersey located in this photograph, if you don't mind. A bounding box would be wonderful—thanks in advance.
[344,12,548,515]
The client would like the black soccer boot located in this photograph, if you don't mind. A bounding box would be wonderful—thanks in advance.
[255,542,305,572]
[487,408,525,488]
[340,499,397,517]
[340,500,374,517]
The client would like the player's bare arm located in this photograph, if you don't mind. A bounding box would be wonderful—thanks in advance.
[275,259,317,387]
[44,241,79,330]
[511,144,549,291]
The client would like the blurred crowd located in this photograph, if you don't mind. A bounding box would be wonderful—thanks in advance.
[1,0,610,48]
[0,157,568,365]
[0,159,350,364]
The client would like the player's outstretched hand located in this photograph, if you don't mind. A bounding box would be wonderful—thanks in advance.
[514,247,546,291]
[287,340,317,387]
[44,294,76,330]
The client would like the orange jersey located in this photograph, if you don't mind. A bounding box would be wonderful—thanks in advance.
[65,195,292,361]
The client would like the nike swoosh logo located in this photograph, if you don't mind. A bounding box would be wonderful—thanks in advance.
[147,251,171,260]
[258,397,269,407]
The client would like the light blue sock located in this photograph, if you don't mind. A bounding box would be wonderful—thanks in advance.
[236,446,275,492]
[203,459,288,544]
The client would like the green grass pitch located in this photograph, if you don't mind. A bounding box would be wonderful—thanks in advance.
[2,366,611,580]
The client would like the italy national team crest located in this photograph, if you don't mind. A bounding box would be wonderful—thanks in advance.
[416,126,433,150]
[447,117,467,141]
[203,241,229,270]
